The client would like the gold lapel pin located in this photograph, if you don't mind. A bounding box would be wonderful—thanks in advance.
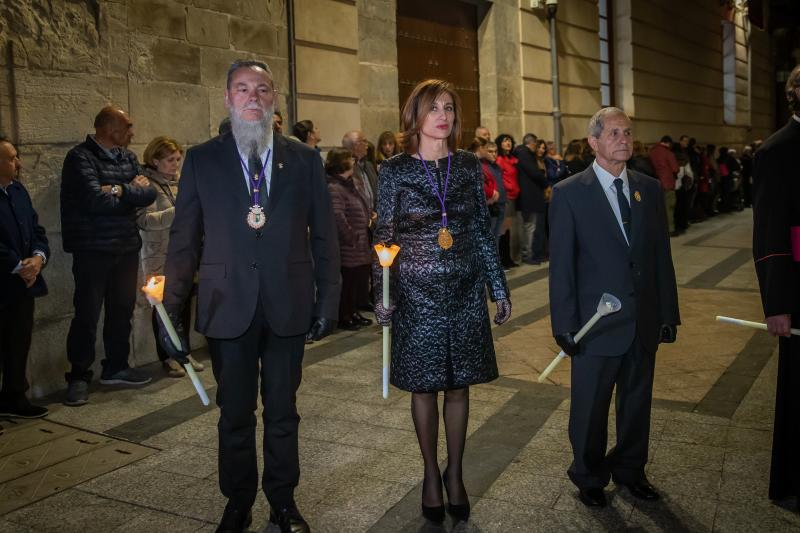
[278,162,284,169]
[634,191,641,202]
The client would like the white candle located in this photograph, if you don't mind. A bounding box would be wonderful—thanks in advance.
[716,316,800,336]
[142,276,210,406]
[382,265,390,399]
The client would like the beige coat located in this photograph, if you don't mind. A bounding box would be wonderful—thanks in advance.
[137,167,178,276]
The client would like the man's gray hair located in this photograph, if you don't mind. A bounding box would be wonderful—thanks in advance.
[522,133,538,146]
[587,107,629,138]
[226,59,273,90]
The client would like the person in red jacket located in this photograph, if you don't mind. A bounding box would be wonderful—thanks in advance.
[495,134,519,267]
[648,136,679,235]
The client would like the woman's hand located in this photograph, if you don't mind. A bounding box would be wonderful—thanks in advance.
[375,301,396,326]
[494,298,512,325]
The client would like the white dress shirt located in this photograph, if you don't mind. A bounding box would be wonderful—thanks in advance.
[593,160,631,245]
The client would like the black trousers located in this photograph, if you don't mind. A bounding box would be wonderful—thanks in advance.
[65,251,139,382]
[529,211,547,261]
[568,337,655,489]
[0,295,34,402]
[769,314,800,500]
[208,301,305,509]
[675,188,690,231]
[339,264,370,322]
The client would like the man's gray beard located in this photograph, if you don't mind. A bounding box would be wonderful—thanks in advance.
[229,106,273,157]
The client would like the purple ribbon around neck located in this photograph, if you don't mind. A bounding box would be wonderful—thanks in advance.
[419,152,452,227]
[240,149,272,206]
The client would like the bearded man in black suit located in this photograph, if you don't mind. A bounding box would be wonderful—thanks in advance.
[160,60,340,533]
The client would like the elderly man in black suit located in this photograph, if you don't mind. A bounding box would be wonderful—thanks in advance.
[752,64,800,510]
[549,107,680,508]
[0,137,49,419]
[160,60,340,533]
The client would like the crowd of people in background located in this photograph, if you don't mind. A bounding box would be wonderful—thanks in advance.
[0,101,765,411]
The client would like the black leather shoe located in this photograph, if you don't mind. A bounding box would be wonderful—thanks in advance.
[578,487,607,508]
[270,504,310,533]
[619,479,660,500]
[215,504,252,533]
[352,313,373,327]
[337,319,361,331]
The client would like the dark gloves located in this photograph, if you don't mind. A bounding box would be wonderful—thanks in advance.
[156,311,190,365]
[306,317,336,342]
[374,302,396,327]
[555,332,579,357]
[659,324,677,343]
[494,298,512,325]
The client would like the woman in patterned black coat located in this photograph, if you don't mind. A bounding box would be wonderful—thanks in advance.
[373,79,511,523]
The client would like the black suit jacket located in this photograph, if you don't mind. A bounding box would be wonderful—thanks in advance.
[163,133,341,338]
[752,118,800,317]
[548,166,680,356]
[0,180,48,307]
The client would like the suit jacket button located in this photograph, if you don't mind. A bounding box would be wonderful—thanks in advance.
[251,262,258,269]
[255,231,262,238]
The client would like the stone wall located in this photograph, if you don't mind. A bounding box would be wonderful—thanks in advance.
[0,0,288,397]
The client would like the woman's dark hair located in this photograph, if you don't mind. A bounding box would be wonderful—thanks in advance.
[324,147,354,176]
[534,139,547,160]
[400,79,462,155]
[376,130,400,163]
[494,134,516,156]
[292,120,314,143]
[468,136,488,153]
[564,139,583,161]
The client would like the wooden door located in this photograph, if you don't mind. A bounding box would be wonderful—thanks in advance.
[396,0,481,143]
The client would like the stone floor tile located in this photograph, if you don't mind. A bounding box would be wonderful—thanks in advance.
[645,464,722,498]
[722,448,772,475]
[628,493,718,533]
[650,441,726,471]
[660,419,730,447]
[713,500,800,532]
[482,470,566,508]
[725,426,773,451]
[511,447,572,479]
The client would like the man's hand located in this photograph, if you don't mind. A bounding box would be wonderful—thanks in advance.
[156,311,190,364]
[555,332,579,356]
[19,255,43,282]
[100,184,123,197]
[132,175,150,188]
[659,324,677,343]
[306,317,336,342]
[489,190,500,204]
[494,298,511,325]
[766,314,792,338]
[374,302,396,327]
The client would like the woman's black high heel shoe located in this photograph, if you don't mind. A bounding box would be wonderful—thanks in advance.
[421,503,445,523]
[443,469,471,521]
[421,475,445,523]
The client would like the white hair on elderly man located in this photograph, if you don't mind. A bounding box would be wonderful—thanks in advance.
[587,107,630,138]
[227,59,275,157]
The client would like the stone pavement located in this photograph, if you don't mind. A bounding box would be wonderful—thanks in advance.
[1,209,798,532]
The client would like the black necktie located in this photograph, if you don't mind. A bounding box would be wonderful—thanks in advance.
[614,178,631,243]
[248,153,265,202]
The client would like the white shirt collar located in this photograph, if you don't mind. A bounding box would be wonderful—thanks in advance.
[793,114,800,125]
[592,160,628,191]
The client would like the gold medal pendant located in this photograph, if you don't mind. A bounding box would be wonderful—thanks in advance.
[437,227,453,250]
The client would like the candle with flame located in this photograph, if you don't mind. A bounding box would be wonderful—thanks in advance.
[374,244,400,399]
[142,275,210,406]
